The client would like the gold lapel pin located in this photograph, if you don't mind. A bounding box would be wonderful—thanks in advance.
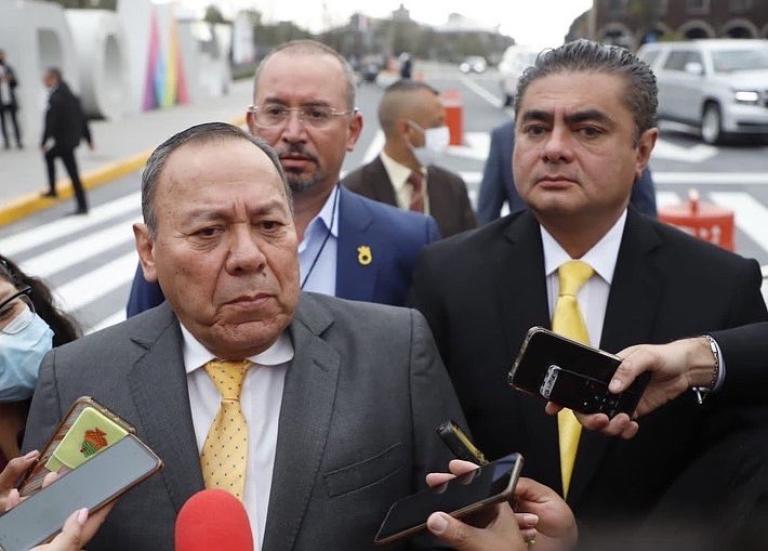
[357,245,372,266]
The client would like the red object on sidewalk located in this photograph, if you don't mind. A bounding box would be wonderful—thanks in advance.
[658,189,735,251]
[440,90,463,146]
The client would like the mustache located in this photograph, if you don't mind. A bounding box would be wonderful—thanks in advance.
[276,143,319,164]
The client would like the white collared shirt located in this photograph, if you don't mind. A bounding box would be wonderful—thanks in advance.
[181,324,294,548]
[379,151,430,215]
[541,211,627,348]
[298,185,340,296]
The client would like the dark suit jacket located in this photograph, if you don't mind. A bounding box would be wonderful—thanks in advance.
[710,322,768,402]
[24,294,465,550]
[127,187,441,316]
[342,156,477,237]
[476,120,658,224]
[0,63,18,109]
[41,83,91,150]
[410,209,768,539]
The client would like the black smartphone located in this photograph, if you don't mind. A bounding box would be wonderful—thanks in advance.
[0,434,162,551]
[374,452,523,545]
[508,327,649,417]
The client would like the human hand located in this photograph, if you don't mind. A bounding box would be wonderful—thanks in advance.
[513,477,577,550]
[425,459,528,550]
[545,337,713,438]
[0,450,39,511]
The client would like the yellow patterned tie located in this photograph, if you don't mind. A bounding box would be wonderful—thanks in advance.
[552,260,594,497]
[200,359,251,500]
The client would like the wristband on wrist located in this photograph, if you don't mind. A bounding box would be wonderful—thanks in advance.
[692,335,720,405]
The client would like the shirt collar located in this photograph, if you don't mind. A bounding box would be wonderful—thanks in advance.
[180,323,295,375]
[379,150,425,194]
[540,209,627,285]
[303,185,340,244]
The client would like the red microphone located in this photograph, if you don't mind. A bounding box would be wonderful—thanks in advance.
[175,489,254,551]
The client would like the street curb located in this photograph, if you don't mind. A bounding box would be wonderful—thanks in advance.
[0,114,247,227]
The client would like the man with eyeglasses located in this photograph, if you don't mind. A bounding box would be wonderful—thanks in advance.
[343,79,476,238]
[126,40,440,317]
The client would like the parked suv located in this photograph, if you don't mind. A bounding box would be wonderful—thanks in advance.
[498,45,539,106]
[637,40,768,144]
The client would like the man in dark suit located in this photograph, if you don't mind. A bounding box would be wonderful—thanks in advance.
[40,67,93,215]
[0,50,22,150]
[477,119,658,224]
[127,41,439,316]
[410,40,768,545]
[343,80,476,237]
[23,122,467,550]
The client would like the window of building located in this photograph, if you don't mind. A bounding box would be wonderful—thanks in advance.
[687,0,710,14]
[652,0,668,16]
[730,0,752,13]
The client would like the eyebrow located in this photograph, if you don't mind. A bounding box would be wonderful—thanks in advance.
[182,199,290,224]
[260,97,332,108]
[519,108,614,127]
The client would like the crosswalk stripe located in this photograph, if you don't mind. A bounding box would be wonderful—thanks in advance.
[459,76,502,108]
[88,310,127,334]
[362,130,385,164]
[21,218,140,279]
[656,191,681,207]
[54,252,138,313]
[708,192,768,253]
[0,192,141,257]
[654,173,768,185]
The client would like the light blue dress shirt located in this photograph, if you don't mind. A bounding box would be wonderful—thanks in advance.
[298,186,340,296]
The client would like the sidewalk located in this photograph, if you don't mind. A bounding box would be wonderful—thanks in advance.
[0,79,253,225]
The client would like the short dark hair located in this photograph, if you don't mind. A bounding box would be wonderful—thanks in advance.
[253,40,356,110]
[515,39,658,141]
[141,122,291,236]
[46,67,63,82]
[378,79,439,136]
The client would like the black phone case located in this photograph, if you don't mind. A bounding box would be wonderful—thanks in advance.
[508,327,650,417]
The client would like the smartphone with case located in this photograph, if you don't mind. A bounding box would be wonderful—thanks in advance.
[374,452,523,545]
[0,434,162,551]
[20,396,135,497]
[508,327,649,417]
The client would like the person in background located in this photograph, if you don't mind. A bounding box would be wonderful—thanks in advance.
[0,255,80,469]
[0,50,22,150]
[343,79,476,238]
[476,119,658,224]
[40,68,93,215]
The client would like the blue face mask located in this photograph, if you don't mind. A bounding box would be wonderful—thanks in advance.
[0,311,54,402]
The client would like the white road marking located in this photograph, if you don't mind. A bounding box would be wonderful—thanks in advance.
[708,192,768,254]
[21,218,140,278]
[362,130,385,163]
[0,193,141,256]
[53,252,138,313]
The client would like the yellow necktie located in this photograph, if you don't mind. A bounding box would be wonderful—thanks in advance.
[552,260,594,497]
[200,359,251,500]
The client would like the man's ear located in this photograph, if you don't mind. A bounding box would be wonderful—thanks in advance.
[345,110,364,152]
[635,127,658,178]
[133,223,159,283]
[246,109,257,137]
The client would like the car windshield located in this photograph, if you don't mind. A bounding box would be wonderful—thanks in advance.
[711,48,768,73]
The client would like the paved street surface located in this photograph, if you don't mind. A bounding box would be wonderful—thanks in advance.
[1,64,767,334]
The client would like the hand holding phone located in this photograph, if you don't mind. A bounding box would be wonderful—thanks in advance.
[508,327,649,418]
[374,452,524,545]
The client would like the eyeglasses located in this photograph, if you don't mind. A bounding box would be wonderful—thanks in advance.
[0,286,35,335]
[248,104,356,129]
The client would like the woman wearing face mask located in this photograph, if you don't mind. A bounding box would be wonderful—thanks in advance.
[0,255,80,468]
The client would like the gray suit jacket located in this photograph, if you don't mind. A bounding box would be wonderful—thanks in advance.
[24,293,464,550]
[342,156,477,238]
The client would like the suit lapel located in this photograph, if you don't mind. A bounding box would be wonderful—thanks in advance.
[335,188,379,301]
[568,209,663,505]
[426,166,448,230]
[262,295,340,551]
[496,213,563,489]
[127,303,204,512]
[364,157,399,207]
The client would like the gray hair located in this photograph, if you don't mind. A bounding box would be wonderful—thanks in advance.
[515,39,658,141]
[253,40,356,110]
[141,122,291,236]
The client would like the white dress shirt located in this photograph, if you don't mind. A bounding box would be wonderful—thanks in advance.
[298,185,340,296]
[379,151,430,215]
[541,211,627,348]
[541,210,726,389]
[181,324,294,548]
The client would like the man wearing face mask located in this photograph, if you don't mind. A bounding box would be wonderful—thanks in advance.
[343,80,476,238]
[0,255,79,469]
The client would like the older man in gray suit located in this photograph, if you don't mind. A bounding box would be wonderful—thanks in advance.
[23,123,479,550]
